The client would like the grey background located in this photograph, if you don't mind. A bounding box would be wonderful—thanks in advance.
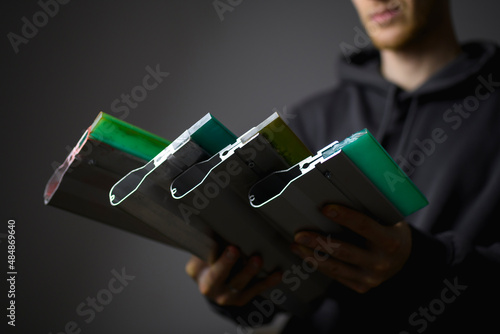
[2,1,499,333]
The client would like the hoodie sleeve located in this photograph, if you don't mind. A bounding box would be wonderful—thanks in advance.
[328,158,500,333]
[329,228,500,333]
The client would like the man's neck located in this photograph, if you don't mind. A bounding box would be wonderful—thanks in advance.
[380,25,461,92]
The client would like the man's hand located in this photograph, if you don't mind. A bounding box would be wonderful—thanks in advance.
[185,246,282,307]
[291,204,412,294]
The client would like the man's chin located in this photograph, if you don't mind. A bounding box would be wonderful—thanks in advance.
[366,19,427,51]
[370,30,417,51]
[372,39,408,51]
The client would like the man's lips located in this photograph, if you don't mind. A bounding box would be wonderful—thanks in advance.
[370,6,401,24]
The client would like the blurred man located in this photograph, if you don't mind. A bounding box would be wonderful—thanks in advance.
[186,1,500,332]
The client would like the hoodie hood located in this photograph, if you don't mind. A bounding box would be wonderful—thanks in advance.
[337,41,499,156]
[339,41,498,98]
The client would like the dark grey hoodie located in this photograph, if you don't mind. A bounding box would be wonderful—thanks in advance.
[282,41,500,333]
[213,41,500,333]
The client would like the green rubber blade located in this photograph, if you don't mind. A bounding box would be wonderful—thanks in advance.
[340,129,428,216]
[89,112,171,161]
[190,114,238,155]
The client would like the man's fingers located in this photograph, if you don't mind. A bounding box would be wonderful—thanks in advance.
[227,256,263,292]
[322,204,394,245]
[292,206,413,294]
[294,231,372,268]
[213,271,282,307]
[291,243,369,289]
[238,272,282,306]
[185,256,208,280]
[198,246,240,296]
[186,246,284,307]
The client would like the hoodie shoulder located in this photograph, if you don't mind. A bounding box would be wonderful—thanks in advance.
[412,41,500,96]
